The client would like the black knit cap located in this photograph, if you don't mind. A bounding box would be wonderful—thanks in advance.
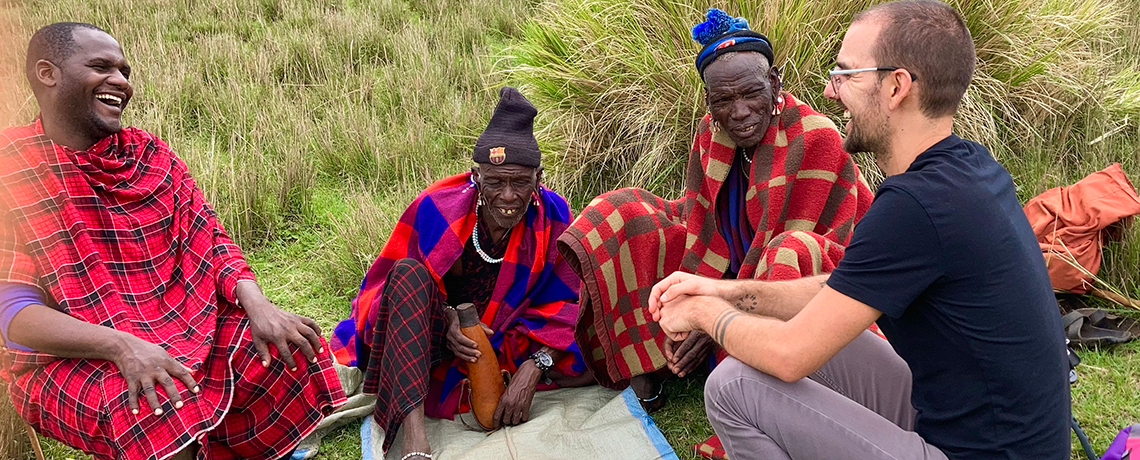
[473,86,541,168]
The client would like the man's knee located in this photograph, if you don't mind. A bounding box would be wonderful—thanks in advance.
[389,258,431,282]
[765,230,824,251]
[705,357,766,414]
[758,230,838,280]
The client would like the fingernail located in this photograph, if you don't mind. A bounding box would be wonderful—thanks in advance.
[319,347,324,353]
[311,357,317,363]
[132,409,139,415]
[290,367,297,372]
[193,386,200,393]
[154,408,163,416]
[262,360,269,367]
[175,401,184,409]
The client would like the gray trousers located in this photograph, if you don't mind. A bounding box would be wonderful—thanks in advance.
[704,330,949,460]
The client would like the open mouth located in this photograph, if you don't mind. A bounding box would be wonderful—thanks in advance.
[95,93,123,108]
[732,124,758,137]
[497,207,519,217]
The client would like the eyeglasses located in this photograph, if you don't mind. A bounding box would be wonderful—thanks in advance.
[827,67,917,91]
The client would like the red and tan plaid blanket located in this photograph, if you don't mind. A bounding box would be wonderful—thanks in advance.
[0,121,345,460]
[557,92,873,389]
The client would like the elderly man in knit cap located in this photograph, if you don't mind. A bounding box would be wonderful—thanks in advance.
[330,87,591,460]
[559,8,873,426]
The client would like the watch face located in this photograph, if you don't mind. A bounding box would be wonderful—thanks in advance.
[534,351,553,368]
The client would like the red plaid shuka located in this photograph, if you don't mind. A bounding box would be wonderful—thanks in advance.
[330,173,586,424]
[558,92,874,389]
[0,121,346,460]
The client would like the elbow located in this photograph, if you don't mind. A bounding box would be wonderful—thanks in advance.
[766,348,813,383]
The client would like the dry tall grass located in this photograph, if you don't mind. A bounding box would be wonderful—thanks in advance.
[505,0,1139,197]
[503,0,1140,291]
[0,4,35,460]
[3,0,532,251]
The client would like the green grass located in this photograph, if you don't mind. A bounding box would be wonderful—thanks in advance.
[1,0,1139,459]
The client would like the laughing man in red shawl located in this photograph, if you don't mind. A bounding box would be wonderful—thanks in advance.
[558,9,874,417]
[0,23,346,460]
[329,87,590,460]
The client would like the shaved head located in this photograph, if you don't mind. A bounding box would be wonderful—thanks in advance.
[25,22,107,86]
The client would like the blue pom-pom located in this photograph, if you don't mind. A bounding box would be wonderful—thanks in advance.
[692,8,734,45]
[692,9,753,45]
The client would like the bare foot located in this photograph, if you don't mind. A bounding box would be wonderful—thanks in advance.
[400,404,432,459]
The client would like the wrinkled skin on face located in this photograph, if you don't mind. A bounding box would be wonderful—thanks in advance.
[703,51,781,150]
[824,21,892,166]
[34,27,134,150]
[472,163,542,240]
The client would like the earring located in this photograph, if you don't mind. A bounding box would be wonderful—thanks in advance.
[709,113,722,133]
[772,95,784,116]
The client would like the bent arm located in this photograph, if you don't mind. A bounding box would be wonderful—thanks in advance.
[669,286,880,382]
[7,303,135,361]
[651,272,829,322]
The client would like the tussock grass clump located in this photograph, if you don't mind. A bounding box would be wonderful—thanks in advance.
[504,0,1139,201]
[502,0,1140,287]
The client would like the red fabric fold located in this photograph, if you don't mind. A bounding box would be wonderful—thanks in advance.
[1023,163,1140,293]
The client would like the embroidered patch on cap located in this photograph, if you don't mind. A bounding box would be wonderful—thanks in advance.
[715,39,736,50]
[489,146,506,165]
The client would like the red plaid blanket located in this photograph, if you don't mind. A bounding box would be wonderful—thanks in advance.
[558,92,873,388]
[0,121,344,460]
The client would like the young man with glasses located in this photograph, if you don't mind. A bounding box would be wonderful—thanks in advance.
[648,1,1070,459]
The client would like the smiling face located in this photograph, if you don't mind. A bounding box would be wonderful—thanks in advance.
[703,51,780,149]
[39,28,133,147]
[473,163,541,234]
[825,20,892,162]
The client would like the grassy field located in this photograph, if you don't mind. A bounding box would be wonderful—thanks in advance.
[1,0,1139,459]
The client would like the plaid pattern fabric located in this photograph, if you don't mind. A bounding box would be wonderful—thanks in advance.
[329,173,587,432]
[694,433,729,459]
[361,259,449,453]
[0,121,345,460]
[558,93,874,387]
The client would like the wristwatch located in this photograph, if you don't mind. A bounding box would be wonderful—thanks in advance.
[530,349,554,375]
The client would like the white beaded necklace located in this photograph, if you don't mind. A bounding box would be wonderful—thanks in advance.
[472,201,504,264]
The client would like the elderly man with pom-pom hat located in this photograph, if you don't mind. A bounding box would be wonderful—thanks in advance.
[558,8,874,425]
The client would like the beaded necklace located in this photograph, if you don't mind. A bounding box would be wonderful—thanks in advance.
[472,201,504,264]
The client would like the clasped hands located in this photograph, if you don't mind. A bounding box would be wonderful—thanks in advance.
[648,272,736,377]
[443,307,541,428]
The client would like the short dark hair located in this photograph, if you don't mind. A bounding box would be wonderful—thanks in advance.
[25,22,107,78]
[853,0,975,118]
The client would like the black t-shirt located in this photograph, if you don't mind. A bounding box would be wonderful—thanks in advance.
[827,135,1071,460]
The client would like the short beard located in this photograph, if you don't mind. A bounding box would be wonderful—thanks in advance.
[842,114,890,158]
[85,111,122,139]
[842,87,891,171]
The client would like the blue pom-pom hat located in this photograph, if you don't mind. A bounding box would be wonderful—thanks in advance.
[692,8,775,78]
